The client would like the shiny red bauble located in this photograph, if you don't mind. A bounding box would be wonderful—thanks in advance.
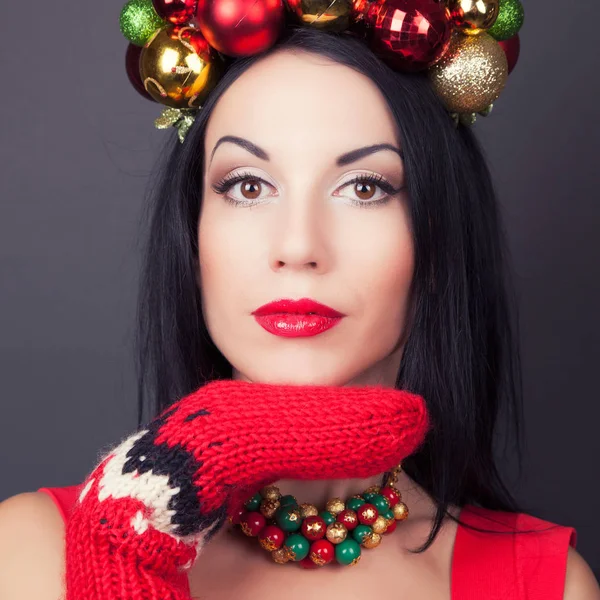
[195,0,285,56]
[239,511,266,536]
[365,0,453,71]
[336,509,359,530]
[152,0,197,24]
[125,43,154,102]
[498,33,520,74]
[380,486,400,507]
[384,518,397,534]
[301,515,327,540]
[357,503,379,525]
[258,525,286,550]
[308,539,335,566]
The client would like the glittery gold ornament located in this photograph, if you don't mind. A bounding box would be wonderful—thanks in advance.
[299,503,319,518]
[428,31,508,114]
[364,485,381,494]
[371,515,389,534]
[260,499,281,519]
[393,501,409,521]
[120,0,167,46]
[285,0,353,32]
[272,547,292,563]
[325,521,348,544]
[325,498,345,516]
[140,25,224,109]
[261,486,281,501]
[362,531,382,549]
[448,0,499,35]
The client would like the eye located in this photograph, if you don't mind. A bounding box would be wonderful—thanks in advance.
[211,170,276,206]
[334,173,400,206]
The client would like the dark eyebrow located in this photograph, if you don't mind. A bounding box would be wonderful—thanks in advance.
[209,136,403,167]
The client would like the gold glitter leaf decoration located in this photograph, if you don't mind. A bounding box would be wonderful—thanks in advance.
[154,107,198,143]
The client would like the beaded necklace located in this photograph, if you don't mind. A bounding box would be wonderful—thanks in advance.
[231,463,408,568]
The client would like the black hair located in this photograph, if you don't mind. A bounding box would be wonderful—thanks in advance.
[135,26,533,553]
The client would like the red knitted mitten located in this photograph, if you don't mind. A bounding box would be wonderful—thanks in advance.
[65,379,430,599]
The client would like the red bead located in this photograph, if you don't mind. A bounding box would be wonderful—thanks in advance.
[300,556,320,569]
[380,486,400,508]
[308,539,335,566]
[301,516,327,541]
[384,518,397,534]
[336,509,358,530]
[357,503,379,525]
[258,525,285,550]
[240,511,266,536]
[229,505,247,525]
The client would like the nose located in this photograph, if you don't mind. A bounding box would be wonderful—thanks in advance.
[267,193,331,274]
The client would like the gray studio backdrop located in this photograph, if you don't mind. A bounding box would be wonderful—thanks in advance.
[1,0,598,575]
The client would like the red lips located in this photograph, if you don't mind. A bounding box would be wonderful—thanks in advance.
[252,298,344,317]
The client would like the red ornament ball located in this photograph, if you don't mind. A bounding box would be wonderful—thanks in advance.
[336,509,359,530]
[380,486,400,508]
[498,33,520,75]
[300,556,320,569]
[365,0,453,71]
[357,503,379,525]
[308,539,335,566]
[240,511,266,536]
[228,505,247,525]
[125,43,154,102]
[301,516,327,540]
[258,525,286,550]
[195,0,285,56]
[384,518,397,534]
[152,0,197,24]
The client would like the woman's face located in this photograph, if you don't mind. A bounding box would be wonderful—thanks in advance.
[198,49,414,387]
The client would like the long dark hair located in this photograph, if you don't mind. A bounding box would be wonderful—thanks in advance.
[135,26,530,552]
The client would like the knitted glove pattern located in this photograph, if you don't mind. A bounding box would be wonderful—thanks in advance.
[65,379,430,599]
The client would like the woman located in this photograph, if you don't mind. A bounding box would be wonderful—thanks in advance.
[0,26,598,599]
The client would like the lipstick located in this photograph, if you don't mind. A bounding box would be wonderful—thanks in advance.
[252,298,345,338]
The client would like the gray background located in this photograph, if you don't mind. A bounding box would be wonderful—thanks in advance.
[1,0,598,575]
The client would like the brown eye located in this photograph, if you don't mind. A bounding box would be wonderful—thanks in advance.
[354,182,376,200]
[241,179,262,200]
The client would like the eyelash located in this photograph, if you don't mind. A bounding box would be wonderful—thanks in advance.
[211,170,401,208]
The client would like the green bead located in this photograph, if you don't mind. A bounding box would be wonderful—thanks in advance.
[244,492,262,511]
[319,511,335,526]
[279,494,298,507]
[487,0,524,41]
[346,497,366,511]
[371,494,390,512]
[275,506,302,532]
[362,492,378,503]
[119,0,167,46]
[382,508,394,521]
[284,533,310,561]
[352,524,372,544]
[335,538,362,565]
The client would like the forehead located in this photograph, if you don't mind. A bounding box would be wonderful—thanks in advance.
[204,50,400,156]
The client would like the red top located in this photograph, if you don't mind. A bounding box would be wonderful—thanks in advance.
[39,484,577,599]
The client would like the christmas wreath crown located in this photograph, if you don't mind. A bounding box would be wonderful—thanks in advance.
[120,0,524,143]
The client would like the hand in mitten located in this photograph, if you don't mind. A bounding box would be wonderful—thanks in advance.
[65,379,430,599]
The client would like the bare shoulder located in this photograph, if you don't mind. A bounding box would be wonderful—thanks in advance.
[0,492,66,599]
[563,546,600,600]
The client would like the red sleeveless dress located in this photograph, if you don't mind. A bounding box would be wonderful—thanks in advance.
[38,484,577,599]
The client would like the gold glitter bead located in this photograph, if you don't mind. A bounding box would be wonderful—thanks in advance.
[393,501,409,521]
[260,498,280,519]
[362,531,382,549]
[371,515,389,534]
[271,547,292,564]
[261,485,281,501]
[325,498,345,516]
[325,521,348,544]
[299,503,319,518]
[364,485,381,494]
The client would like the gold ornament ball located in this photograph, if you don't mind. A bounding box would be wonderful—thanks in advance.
[260,499,280,519]
[261,486,281,501]
[325,521,348,544]
[364,485,381,494]
[299,503,319,518]
[271,547,292,564]
[139,25,224,109]
[371,515,389,534]
[393,501,409,521]
[449,0,499,35]
[362,531,382,549]
[428,31,508,114]
[325,497,345,516]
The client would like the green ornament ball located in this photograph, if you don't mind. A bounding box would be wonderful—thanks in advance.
[335,538,362,565]
[487,0,524,41]
[244,492,262,511]
[275,506,302,532]
[279,494,298,507]
[284,533,310,561]
[371,494,390,512]
[319,510,336,526]
[352,524,373,544]
[119,0,167,47]
[362,492,378,504]
[346,497,366,511]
